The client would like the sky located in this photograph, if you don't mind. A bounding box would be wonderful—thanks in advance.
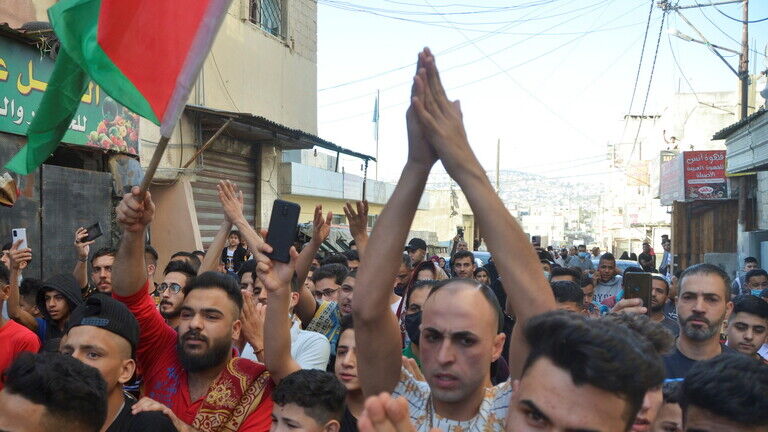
[314,0,768,184]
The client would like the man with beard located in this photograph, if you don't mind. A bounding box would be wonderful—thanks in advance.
[663,264,734,380]
[650,275,679,336]
[725,295,768,362]
[112,181,273,431]
[157,260,197,329]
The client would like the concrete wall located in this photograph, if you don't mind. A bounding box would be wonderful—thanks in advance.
[412,190,475,244]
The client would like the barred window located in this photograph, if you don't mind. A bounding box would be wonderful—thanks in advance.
[250,0,283,37]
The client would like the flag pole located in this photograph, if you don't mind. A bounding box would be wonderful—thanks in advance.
[138,135,170,196]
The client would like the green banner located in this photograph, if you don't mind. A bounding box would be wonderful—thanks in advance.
[0,37,138,155]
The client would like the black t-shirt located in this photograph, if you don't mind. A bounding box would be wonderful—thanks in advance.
[663,344,735,380]
[339,408,358,432]
[107,395,176,432]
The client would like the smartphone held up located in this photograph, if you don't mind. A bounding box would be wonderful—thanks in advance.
[265,199,301,263]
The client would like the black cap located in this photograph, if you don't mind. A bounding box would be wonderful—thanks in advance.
[405,238,427,252]
[66,294,139,356]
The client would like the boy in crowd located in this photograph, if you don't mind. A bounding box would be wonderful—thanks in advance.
[725,295,768,362]
[551,280,584,313]
[0,352,107,432]
[731,256,759,295]
[271,369,347,432]
[593,253,623,303]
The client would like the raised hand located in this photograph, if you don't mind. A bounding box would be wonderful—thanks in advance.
[344,201,369,241]
[74,227,94,261]
[8,239,31,271]
[255,243,299,294]
[131,397,198,432]
[311,205,332,246]
[116,186,155,233]
[217,180,245,225]
[406,53,438,169]
[241,291,266,355]
[358,393,440,432]
[411,48,475,177]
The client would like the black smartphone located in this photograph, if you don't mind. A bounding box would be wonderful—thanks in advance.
[623,272,652,316]
[266,200,301,263]
[81,222,103,243]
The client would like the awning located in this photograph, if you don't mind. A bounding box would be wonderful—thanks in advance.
[713,108,768,174]
[186,104,376,162]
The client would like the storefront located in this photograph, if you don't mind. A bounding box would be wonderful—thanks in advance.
[0,28,140,278]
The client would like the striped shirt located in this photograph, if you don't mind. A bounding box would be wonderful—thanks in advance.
[392,367,512,431]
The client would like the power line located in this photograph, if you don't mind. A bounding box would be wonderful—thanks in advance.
[625,10,667,165]
[696,6,767,58]
[624,0,656,127]
[710,2,768,23]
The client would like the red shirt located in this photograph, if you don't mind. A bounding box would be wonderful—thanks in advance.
[0,318,41,390]
[114,282,273,430]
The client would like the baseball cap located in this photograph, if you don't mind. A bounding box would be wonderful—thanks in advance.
[66,294,140,356]
[405,238,427,252]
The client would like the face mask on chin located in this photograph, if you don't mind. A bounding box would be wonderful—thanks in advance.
[403,311,422,345]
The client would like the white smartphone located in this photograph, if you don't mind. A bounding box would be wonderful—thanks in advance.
[11,228,27,250]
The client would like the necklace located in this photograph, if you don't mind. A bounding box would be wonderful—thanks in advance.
[426,394,481,431]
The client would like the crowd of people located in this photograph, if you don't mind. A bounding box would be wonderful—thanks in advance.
[0,48,767,432]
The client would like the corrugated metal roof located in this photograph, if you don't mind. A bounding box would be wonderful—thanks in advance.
[712,108,768,140]
[186,104,376,162]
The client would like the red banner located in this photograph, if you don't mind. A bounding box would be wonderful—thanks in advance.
[683,151,727,200]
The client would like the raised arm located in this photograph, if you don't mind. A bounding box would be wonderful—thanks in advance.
[353,63,437,397]
[199,222,233,274]
[7,240,37,331]
[113,187,155,297]
[217,180,265,265]
[413,49,554,379]
[344,200,370,258]
[72,227,94,290]
[294,206,331,326]
[257,240,301,383]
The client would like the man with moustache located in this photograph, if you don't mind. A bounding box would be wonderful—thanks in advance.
[663,264,735,380]
[112,182,273,431]
[157,260,197,329]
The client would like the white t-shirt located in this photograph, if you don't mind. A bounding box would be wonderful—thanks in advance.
[392,366,512,431]
[242,319,330,370]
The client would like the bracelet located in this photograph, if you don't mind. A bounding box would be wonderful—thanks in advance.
[77,256,88,262]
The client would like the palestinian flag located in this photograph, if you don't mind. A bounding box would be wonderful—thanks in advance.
[5,0,232,175]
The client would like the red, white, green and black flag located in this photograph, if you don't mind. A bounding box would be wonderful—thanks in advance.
[5,0,232,175]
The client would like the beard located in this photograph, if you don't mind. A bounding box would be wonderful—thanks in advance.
[159,301,180,320]
[177,329,232,372]
[650,303,664,313]
[680,313,724,342]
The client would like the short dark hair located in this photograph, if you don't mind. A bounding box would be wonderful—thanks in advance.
[745,269,768,285]
[2,352,107,432]
[273,369,346,425]
[651,274,670,294]
[170,251,201,272]
[184,271,243,314]
[551,281,583,307]
[321,253,348,268]
[19,277,43,305]
[406,280,437,309]
[0,262,9,285]
[451,250,475,267]
[579,273,594,288]
[745,256,759,264]
[192,250,206,259]
[678,263,731,301]
[550,266,581,282]
[228,230,242,240]
[90,247,116,265]
[144,244,159,264]
[311,264,348,285]
[731,294,768,320]
[599,253,616,266]
[662,381,680,404]
[473,267,489,278]
[523,311,664,429]
[342,249,359,262]
[680,354,768,427]
[602,313,674,355]
[340,313,354,335]
[164,259,197,280]
[428,279,504,333]
[638,252,653,263]
[238,259,256,280]
[623,266,644,275]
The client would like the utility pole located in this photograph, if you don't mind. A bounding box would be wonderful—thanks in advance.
[496,138,500,193]
[739,0,749,120]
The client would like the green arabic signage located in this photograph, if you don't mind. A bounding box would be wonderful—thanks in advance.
[0,37,139,155]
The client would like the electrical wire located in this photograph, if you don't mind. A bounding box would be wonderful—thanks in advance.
[619,0,656,144]
[625,10,667,165]
[696,7,767,59]
[710,2,768,24]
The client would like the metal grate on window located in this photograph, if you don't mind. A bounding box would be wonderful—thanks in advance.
[250,0,283,37]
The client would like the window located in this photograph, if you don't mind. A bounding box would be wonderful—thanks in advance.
[250,0,283,37]
[332,214,347,226]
